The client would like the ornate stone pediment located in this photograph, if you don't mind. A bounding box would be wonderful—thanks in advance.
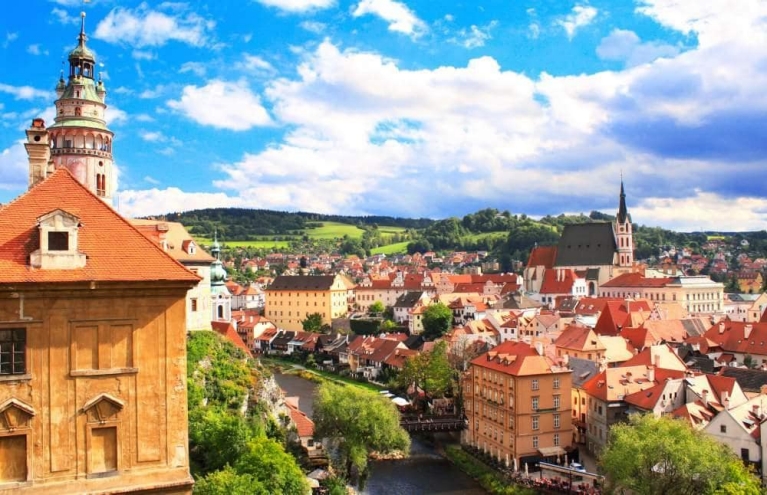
[82,393,124,424]
[0,398,36,431]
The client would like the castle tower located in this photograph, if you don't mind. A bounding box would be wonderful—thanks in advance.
[210,234,232,322]
[615,179,634,267]
[28,12,115,203]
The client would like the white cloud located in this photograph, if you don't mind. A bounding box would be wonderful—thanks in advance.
[167,80,272,130]
[634,192,767,231]
[180,61,206,76]
[596,29,680,66]
[94,4,214,48]
[139,84,169,99]
[118,188,245,217]
[300,21,327,34]
[556,4,598,40]
[27,44,48,56]
[50,7,79,26]
[0,141,28,191]
[132,49,156,60]
[450,21,499,49]
[106,105,128,125]
[236,54,275,75]
[0,83,52,101]
[143,176,160,185]
[135,113,155,122]
[2,32,18,49]
[140,131,164,142]
[353,0,427,38]
[252,0,335,13]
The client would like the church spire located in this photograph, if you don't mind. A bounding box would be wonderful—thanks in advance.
[617,178,629,224]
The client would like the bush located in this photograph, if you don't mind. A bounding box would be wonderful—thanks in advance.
[444,445,535,495]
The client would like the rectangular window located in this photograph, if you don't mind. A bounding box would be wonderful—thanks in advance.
[48,231,69,251]
[554,433,560,446]
[741,448,750,462]
[531,379,539,391]
[532,436,539,449]
[720,425,727,433]
[0,435,27,482]
[532,415,539,430]
[554,414,560,429]
[191,299,198,312]
[0,329,26,375]
[554,395,561,409]
[532,396,539,410]
[553,378,560,389]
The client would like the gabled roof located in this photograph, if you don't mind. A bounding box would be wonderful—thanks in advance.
[394,291,426,308]
[720,368,767,393]
[554,223,616,267]
[268,275,339,291]
[703,321,767,356]
[555,324,605,353]
[0,169,199,284]
[568,357,600,388]
[593,300,651,336]
[620,344,687,371]
[601,272,673,288]
[130,219,215,264]
[539,269,578,294]
[527,245,557,268]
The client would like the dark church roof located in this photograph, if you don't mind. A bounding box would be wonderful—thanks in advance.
[617,180,630,224]
[554,223,617,267]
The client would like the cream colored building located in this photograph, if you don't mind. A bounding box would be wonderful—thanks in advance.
[599,273,724,314]
[131,220,214,332]
[265,275,352,331]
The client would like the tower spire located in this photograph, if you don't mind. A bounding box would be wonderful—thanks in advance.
[79,12,87,46]
[617,177,628,224]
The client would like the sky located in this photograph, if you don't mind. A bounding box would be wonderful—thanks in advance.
[1,0,766,232]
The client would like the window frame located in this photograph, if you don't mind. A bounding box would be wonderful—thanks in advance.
[0,328,27,376]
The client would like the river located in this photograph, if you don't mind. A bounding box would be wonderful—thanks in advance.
[273,372,488,495]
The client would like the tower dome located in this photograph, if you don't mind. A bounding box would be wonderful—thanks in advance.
[210,236,228,289]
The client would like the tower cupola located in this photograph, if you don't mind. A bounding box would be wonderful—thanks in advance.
[209,232,232,321]
[68,13,96,80]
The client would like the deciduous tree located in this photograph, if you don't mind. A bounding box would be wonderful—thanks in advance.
[422,302,453,340]
[302,312,324,332]
[600,414,761,495]
[313,383,410,484]
[368,301,385,315]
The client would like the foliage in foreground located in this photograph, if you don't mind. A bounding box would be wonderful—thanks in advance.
[313,382,410,481]
[444,445,535,495]
[422,302,454,340]
[600,414,762,495]
[398,340,454,399]
[187,331,309,494]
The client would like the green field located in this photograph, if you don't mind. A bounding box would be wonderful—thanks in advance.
[371,241,410,255]
[378,225,408,234]
[465,231,508,241]
[223,240,291,248]
[305,221,366,239]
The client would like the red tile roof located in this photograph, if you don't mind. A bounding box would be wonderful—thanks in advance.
[593,300,651,336]
[539,269,578,294]
[470,341,566,376]
[285,401,315,438]
[527,246,557,269]
[211,321,253,357]
[0,170,199,284]
[703,321,767,356]
[601,272,673,288]
[555,325,605,353]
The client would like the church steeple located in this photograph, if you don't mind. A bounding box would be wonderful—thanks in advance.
[615,178,633,267]
[209,232,232,322]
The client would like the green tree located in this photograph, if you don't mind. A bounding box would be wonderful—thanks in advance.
[194,466,265,495]
[302,312,324,332]
[398,341,454,399]
[233,436,310,495]
[422,303,453,341]
[368,301,385,315]
[313,383,410,484]
[600,414,761,495]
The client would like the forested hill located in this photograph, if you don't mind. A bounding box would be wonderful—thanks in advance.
[163,208,433,239]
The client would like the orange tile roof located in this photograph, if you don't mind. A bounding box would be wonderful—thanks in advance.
[593,300,651,336]
[527,246,557,269]
[703,321,767,356]
[285,401,315,438]
[470,340,567,376]
[0,170,199,284]
[212,321,253,357]
[539,269,578,294]
[601,272,673,288]
[555,324,605,353]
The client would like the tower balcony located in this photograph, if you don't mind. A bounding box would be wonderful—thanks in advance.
[51,147,111,158]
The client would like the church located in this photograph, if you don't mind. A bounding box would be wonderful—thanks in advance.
[524,181,636,301]
[0,15,196,493]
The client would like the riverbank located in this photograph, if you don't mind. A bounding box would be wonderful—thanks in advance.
[260,356,386,392]
[444,445,535,495]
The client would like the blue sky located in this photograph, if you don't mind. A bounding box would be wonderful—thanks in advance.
[1,0,766,231]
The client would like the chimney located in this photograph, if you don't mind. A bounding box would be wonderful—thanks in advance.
[647,365,655,383]
[719,322,725,334]
[701,389,709,407]
[745,324,753,340]
[625,372,633,383]
[723,390,730,410]
[563,354,570,366]
[652,353,659,368]
[752,404,761,417]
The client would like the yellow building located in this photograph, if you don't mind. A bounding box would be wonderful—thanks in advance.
[462,341,573,469]
[265,275,352,331]
[0,170,197,493]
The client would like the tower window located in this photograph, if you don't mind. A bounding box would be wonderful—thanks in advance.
[48,231,69,251]
[75,107,82,117]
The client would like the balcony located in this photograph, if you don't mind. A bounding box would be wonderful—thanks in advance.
[51,147,111,158]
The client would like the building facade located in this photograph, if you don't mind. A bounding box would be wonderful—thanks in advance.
[265,275,352,331]
[0,170,197,493]
[462,341,573,469]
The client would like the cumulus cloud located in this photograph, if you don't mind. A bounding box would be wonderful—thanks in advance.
[94,4,214,48]
[300,21,327,34]
[597,29,680,66]
[0,141,28,191]
[235,54,276,76]
[167,80,272,130]
[0,83,52,101]
[179,61,206,77]
[556,4,598,40]
[352,0,427,38]
[50,7,79,26]
[118,187,245,217]
[252,0,335,13]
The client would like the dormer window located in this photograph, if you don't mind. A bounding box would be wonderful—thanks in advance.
[30,209,86,270]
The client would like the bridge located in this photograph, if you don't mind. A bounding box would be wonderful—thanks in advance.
[399,415,467,432]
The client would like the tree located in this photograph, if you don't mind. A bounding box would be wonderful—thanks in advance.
[600,414,761,495]
[194,466,265,495]
[422,303,453,341]
[302,312,324,332]
[368,301,385,315]
[233,436,310,495]
[398,341,454,399]
[313,382,410,484]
